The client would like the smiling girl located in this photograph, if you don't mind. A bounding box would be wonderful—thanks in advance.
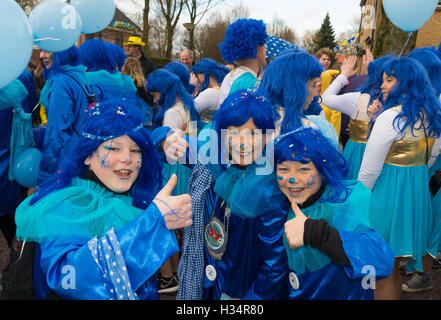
[275,127,394,300]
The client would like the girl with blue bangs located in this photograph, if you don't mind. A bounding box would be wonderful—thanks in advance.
[218,18,268,104]
[37,45,93,184]
[164,62,196,96]
[178,89,288,300]
[258,49,339,148]
[10,98,192,300]
[275,127,394,300]
[358,57,441,298]
[191,58,230,126]
[322,54,396,179]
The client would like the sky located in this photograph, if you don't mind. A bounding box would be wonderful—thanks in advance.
[116,0,363,39]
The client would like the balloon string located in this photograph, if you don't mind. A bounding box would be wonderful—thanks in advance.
[34,37,61,42]
[399,32,413,57]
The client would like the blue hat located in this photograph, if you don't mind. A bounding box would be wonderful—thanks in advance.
[265,36,298,61]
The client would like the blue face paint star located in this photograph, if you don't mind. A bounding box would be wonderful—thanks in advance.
[288,177,296,184]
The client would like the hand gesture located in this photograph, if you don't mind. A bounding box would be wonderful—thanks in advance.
[284,200,309,250]
[362,48,374,73]
[161,122,189,163]
[367,99,382,120]
[153,174,192,230]
[341,55,358,79]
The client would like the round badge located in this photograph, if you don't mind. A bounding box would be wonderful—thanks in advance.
[204,217,227,259]
[205,265,217,281]
[289,272,300,290]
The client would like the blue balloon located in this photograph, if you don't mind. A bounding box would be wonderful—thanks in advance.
[383,0,438,33]
[13,148,42,188]
[71,0,115,35]
[29,0,82,52]
[0,0,33,89]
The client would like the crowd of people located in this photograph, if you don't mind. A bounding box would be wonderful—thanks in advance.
[0,17,440,301]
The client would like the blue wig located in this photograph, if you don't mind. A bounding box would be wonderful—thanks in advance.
[408,48,441,97]
[79,39,117,74]
[219,18,267,64]
[274,127,351,203]
[213,89,275,168]
[164,62,196,95]
[191,58,230,94]
[258,49,324,133]
[357,55,396,104]
[381,57,441,138]
[43,45,81,77]
[146,69,199,128]
[31,98,162,210]
[105,42,127,71]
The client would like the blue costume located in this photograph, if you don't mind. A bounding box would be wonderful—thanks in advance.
[15,99,179,300]
[178,90,288,300]
[0,79,29,217]
[274,127,395,300]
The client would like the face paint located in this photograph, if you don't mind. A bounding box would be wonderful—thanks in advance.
[277,176,284,181]
[306,175,317,187]
[288,177,296,184]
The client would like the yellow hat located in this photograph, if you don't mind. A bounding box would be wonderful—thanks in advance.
[123,36,145,47]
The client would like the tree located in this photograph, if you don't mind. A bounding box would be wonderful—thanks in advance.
[266,16,298,45]
[155,0,187,58]
[194,4,249,62]
[313,13,337,53]
[183,0,226,51]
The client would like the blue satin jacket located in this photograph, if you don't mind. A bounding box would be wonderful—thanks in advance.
[203,189,289,300]
[32,203,179,300]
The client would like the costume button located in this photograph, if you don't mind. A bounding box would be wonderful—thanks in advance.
[205,265,217,281]
[289,272,299,290]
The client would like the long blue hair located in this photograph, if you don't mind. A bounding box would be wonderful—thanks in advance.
[381,57,441,138]
[213,89,275,170]
[79,39,117,74]
[31,98,162,210]
[105,42,127,71]
[275,127,351,203]
[146,69,199,128]
[357,55,396,104]
[408,48,441,97]
[191,58,230,94]
[164,62,196,95]
[258,49,324,133]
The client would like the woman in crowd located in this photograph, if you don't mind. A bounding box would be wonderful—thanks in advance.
[191,58,230,127]
[358,57,441,298]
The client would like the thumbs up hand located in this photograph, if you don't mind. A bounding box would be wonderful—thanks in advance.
[284,200,308,250]
[162,127,189,163]
[153,174,192,230]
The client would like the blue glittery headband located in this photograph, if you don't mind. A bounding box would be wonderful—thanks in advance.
[82,122,144,141]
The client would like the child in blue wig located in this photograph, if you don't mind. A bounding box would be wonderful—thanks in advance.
[178,89,288,300]
[218,18,268,104]
[274,127,394,300]
[164,62,196,96]
[322,54,396,179]
[258,49,339,148]
[13,98,192,300]
[191,58,230,126]
[358,57,441,298]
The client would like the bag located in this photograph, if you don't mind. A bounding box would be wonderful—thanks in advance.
[430,169,441,196]
[1,238,61,300]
